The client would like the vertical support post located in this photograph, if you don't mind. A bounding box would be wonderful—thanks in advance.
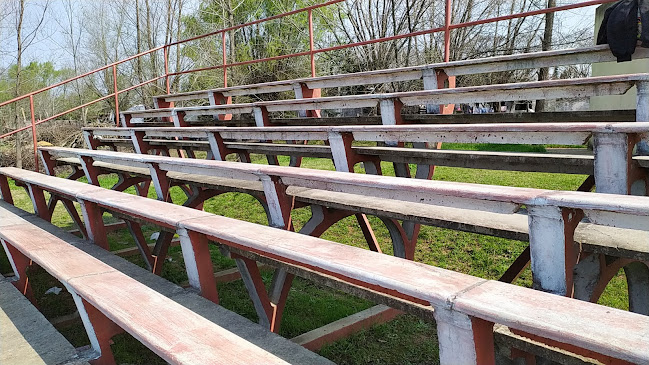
[328,131,355,172]
[78,200,109,250]
[147,163,171,202]
[78,156,101,186]
[2,239,35,303]
[164,45,171,95]
[38,150,57,176]
[129,130,152,154]
[308,9,316,77]
[434,307,495,365]
[207,132,232,161]
[444,0,452,63]
[82,130,100,150]
[527,206,581,296]
[293,83,322,118]
[29,95,39,172]
[422,68,441,115]
[112,64,119,127]
[208,92,233,121]
[26,184,50,221]
[222,32,228,88]
[253,106,270,127]
[260,175,292,229]
[593,132,630,195]
[231,252,275,330]
[636,81,649,155]
[65,287,122,365]
[0,175,14,205]
[177,228,219,304]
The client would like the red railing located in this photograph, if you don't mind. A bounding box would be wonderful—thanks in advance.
[0,0,616,171]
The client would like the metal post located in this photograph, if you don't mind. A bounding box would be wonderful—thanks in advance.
[444,0,452,62]
[222,32,228,88]
[29,95,38,172]
[164,46,171,94]
[309,9,316,77]
[112,65,119,127]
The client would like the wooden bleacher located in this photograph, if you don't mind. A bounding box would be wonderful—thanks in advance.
[0,199,332,365]
[34,147,649,311]
[149,44,648,120]
[4,34,649,365]
[83,122,649,195]
[123,74,649,129]
[1,167,648,364]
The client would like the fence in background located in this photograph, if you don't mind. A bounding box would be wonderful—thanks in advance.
[0,0,616,171]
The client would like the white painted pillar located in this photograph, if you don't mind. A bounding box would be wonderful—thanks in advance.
[1,239,20,279]
[422,68,441,114]
[293,83,308,118]
[379,99,400,130]
[328,131,352,172]
[434,307,494,365]
[177,228,203,292]
[260,175,289,228]
[593,132,629,195]
[253,107,267,127]
[65,284,102,357]
[206,132,226,161]
[527,205,569,295]
[636,81,649,155]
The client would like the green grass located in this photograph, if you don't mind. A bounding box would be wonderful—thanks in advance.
[0,148,631,364]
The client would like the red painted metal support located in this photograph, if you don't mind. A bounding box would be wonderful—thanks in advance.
[81,298,124,365]
[164,46,170,94]
[0,175,14,205]
[29,95,38,172]
[308,9,316,77]
[444,0,452,63]
[3,242,35,304]
[112,65,119,127]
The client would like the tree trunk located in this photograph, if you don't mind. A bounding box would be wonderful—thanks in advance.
[536,0,555,112]
[14,0,25,169]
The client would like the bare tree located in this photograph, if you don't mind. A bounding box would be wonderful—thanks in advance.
[536,0,556,112]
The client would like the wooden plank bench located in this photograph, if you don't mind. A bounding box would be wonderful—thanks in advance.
[0,200,331,365]
[29,149,649,316]
[134,110,635,128]
[0,276,89,365]
[150,45,649,120]
[122,73,649,129]
[0,168,647,365]
[84,122,649,195]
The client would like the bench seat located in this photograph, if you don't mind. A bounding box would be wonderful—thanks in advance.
[128,74,649,124]
[152,45,649,106]
[2,168,649,363]
[0,278,88,365]
[47,156,649,261]
[0,201,332,365]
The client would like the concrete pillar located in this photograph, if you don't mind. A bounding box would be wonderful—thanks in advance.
[434,307,495,365]
[328,131,353,172]
[593,132,629,195]
[636,81,649,155]
[176,228,219,304]
[422,68,441,114]
[527,206,572,295]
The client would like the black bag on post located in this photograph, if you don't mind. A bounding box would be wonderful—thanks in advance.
[596,0,639,62]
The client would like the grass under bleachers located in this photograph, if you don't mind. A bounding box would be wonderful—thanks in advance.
[0,146,628,365]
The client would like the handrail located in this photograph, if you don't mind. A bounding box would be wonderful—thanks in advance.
[0,0,617,172]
